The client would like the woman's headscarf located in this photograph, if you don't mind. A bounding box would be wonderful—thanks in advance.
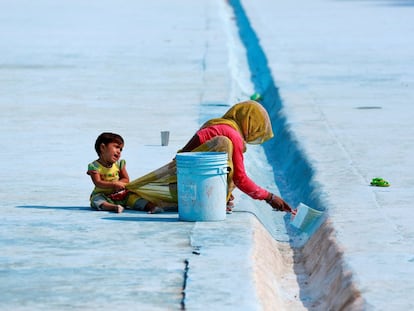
[201,100,274,144]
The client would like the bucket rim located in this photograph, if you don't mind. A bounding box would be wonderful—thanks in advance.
[176,151,227,157]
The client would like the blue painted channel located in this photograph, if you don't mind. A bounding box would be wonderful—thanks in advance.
[228,0,325,215]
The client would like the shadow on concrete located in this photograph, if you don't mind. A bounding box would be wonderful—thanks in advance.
[335,0,414,6]
[228,0,321,210]
[103,215,179,222]
[16,206,181,223]
[16,205,90,211]
[392,1,414,6]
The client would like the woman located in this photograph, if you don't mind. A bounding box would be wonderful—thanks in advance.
[126,100,293,214]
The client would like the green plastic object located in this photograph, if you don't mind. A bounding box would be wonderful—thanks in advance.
[250,93,262,101]
[370,177,390,187]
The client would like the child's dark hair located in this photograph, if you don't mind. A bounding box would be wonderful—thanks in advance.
[94,132,124,155]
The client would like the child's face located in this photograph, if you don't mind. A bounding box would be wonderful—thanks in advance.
[100,142,124,164]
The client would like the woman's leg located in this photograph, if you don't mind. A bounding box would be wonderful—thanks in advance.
[191,136,235,200]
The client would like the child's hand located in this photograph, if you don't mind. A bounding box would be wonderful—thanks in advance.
[113,181,126,191]
[108,189,129,201]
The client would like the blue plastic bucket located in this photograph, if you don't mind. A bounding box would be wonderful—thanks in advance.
[176,152,228,221]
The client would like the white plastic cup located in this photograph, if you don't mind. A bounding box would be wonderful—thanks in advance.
[161,131,170,146]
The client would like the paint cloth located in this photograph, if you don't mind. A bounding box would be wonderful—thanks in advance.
[126,136,233,208]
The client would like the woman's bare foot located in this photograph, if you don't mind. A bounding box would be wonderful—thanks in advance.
[145,202,163,214]
[227,194,235,214]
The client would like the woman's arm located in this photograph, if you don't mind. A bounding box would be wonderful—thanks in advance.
[231,145,270,200]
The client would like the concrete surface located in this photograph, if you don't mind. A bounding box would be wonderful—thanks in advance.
[0,1,297,310]
[238,0,414,309]
[1,0,414,310]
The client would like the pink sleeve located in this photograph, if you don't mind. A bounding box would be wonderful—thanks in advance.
[197,125,270,200]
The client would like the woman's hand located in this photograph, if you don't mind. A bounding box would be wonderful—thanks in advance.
[266,193,295,214]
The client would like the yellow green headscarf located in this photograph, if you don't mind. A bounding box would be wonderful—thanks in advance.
[201,100,274,144]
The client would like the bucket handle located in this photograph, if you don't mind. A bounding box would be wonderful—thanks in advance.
[213,167,230,174]
[221,167,230,174]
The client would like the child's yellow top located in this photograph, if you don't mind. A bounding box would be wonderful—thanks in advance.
[87,159,126,196]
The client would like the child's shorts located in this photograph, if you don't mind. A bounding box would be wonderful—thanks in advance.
[90,193,149,211]
[90,194,109,211]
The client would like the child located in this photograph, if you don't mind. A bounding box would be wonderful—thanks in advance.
[87,132,157,213]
